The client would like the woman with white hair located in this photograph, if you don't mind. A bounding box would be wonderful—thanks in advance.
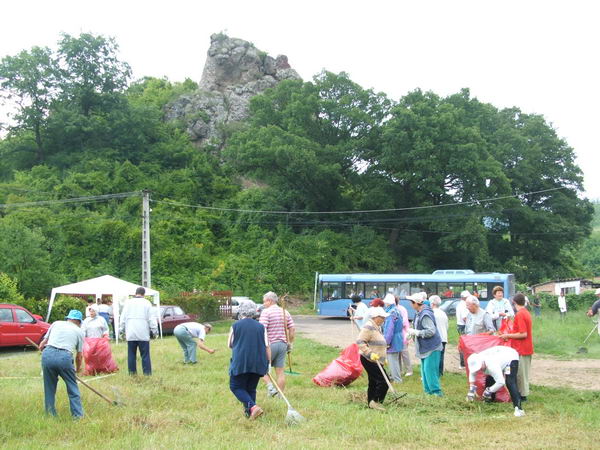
[429,295,448,376]
[357,306,390,410]
[228,301,270,420]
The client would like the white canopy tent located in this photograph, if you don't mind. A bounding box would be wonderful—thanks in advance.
[46,275,161,343]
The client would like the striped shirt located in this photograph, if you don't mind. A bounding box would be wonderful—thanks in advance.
[259,305,294,344]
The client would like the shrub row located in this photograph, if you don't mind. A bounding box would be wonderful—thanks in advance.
[537,290,597,311]
[165,294,222,322]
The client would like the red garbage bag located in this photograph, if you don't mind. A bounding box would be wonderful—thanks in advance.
[499,318,514,335]
[458,334,511,403]
[83,337,119,376]
[313,343,363,387]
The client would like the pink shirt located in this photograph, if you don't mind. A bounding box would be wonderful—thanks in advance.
[396,304,410,346]
[259,305,294,344]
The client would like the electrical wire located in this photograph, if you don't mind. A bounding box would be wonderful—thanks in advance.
[150,186,566,215]
[0,191,141,209]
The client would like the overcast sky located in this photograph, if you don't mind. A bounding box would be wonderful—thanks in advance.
[2,0,598,199]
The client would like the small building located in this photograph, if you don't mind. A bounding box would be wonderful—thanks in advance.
[531,278,595,295]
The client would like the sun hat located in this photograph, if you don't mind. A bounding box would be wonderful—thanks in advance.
[65,310,83,321]
[467,353,483,374]
[407,292,427,304]
[369,306,390,318]
[383,293,396,305]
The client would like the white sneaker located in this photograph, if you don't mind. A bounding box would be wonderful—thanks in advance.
[405,372,413,377]
[267,385,278,397]
[514,407,525,417]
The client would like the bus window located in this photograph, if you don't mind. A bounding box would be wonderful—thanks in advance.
[385,283,409,299]
[422,282,437,297]
[438,283,456,298]
[464,282,476,297]
[409,283,423,295]
[365,283,382,299]
[344,282,364,299]
[322,282,342,301]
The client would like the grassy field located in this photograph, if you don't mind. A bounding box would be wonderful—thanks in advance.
[1,320,599,449]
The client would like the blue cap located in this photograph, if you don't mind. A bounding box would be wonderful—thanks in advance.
[65,310,83,321]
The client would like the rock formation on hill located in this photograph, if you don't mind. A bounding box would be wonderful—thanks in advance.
[165,33,301,145]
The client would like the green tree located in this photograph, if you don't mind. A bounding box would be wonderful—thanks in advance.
[57,32,131,116]
[0,46,59,163]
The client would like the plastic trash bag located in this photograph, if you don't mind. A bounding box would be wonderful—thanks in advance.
[458,334,511,403]
[83,337,119,376]
[313,343,363,387]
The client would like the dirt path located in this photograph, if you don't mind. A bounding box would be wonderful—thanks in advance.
[294,315,600,391]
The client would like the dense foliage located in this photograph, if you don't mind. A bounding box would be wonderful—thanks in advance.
[0,33,595,303]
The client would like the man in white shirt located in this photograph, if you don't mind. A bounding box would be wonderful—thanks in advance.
[39,310,85,418]
[173,322,215,364]
[430,295,448,376]
[456,290,470,368]
[466,345,524,417]
[558,291,567,319]
[119,287,158,375]
[348,295,369,329]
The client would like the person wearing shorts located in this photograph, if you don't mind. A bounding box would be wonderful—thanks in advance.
[259,291,295,396]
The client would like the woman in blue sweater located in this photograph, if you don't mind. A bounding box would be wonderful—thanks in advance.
[228,302,271,419]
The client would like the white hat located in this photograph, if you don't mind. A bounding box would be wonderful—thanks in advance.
[460,290,471,298]
[383,293,396,305]
[467,354,483,374]
[369,306,390,318]
[595,288,600,295]
[407,292,426,304]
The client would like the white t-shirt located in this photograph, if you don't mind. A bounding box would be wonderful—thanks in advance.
[433,308,449,343]
[558,295,567,312]
[354,302,370,329]
[468,346,519,393]
[181,322,206,340]
[456,300,469,326]
[82,316,109,338]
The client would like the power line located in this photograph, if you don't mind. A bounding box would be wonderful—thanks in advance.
[0,191,141,209]
[151,187,566,215]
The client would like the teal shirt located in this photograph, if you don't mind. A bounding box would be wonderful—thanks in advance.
[45,321,84,352]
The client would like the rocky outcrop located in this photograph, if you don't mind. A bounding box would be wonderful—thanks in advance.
[165,33,301,145]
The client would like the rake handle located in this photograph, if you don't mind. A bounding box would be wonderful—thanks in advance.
[267,371,293,409]
[375,359,397,394]
[76,375,117,405]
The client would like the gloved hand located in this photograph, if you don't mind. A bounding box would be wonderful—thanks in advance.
[287,343,293,353]
[370,352,380,362]
[466,385,477,402]
[407,328,419,338]
[483,388,493,402]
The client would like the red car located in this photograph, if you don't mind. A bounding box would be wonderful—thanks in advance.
[157,305,197,334]
[0,303,51,347]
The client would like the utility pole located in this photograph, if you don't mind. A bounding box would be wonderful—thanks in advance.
[142,189,151,288]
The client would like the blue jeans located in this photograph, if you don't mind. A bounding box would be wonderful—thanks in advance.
[230,373,262,416]
[127,340,152,375]
[174,325,197,363]
[42,346,84,418]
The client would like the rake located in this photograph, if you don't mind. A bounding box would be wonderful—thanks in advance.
[281,294,301,375]
[376,360,407,404]
[267,371,306,425]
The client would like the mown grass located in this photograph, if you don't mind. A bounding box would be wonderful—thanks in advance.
[1,322,599,449]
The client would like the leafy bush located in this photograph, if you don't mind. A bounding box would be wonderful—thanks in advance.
[49,296,86,322]
[19,297,49,317]
[538,290,597,311]
[166,294,222,322]
[0,272,24,304]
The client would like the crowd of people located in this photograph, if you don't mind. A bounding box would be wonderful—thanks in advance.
[36,286,600,421]
[352,285,536,416]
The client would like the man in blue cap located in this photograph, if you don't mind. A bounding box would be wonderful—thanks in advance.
[39,309,85,418]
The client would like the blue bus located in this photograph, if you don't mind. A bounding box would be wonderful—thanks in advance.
[316,271,515,320]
